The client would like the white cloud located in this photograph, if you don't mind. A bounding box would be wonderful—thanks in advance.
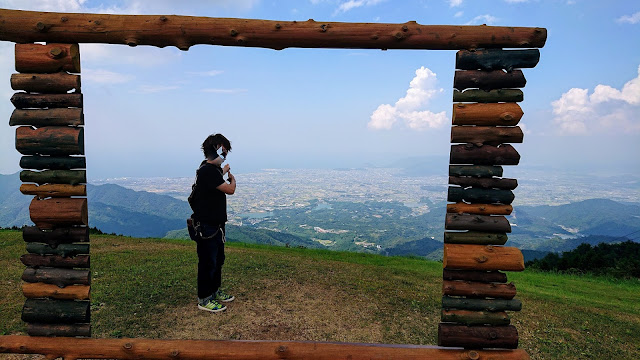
[134,85,180,94]
[368,67,446,131]
[552,65,640,134]
[454,11,464,18]
[465,14,498,25]
[334,0,383,14]
[616,12,640,24]
[504,0,529,3]
[83,68,134,84]
[187,70,224,77]
[202,88,248,94]
[449,0,463,7]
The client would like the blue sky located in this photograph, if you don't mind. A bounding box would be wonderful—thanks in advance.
[0,0,639,178]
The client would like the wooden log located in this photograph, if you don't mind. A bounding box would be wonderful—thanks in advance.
[454,70,526,91]
[10,72,80,93]
[438,323,518,349]
[0,335,532,360]
[442,296,522,312]
[450,144,520,166]
[29,197,88,229]
[21,184,87,198]
[20,155,86,170]
[449,176,518,190]
[22,283,90,300]
[26,243,90,257]
[22,299,90,324]
[443,280,516,299]
[447,203,513,216]
[11,92,83,109]
[444,231,508,245]
[442,310,510,326]
[10,108,84,127]
[445,214,512,233]
[15,126,84,156]
[456,49,540,71]
[14,43,80,73]
[452,103,523,126]
[22,267,90,287]
[20,170,86,185]
[23,226,89,245]
[443,269,507,283]
[26,323,91,337]
[453,89,523,103]
[448,187,515,205]
[443,244,524,271]
[20,254,90,269]
[450,165,503,178]
[451,126,523,145]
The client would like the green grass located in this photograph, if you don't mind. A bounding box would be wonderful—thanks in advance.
[1,230,639,359]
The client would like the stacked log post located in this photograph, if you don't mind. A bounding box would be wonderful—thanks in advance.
[11,43,90,338]
[439,48,542,350]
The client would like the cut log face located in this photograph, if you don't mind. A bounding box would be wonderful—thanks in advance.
[454,70,526,91]
[15,126,84,156]
[26,323,91,337]
[453,103,523,126]
[26,243,90,257]
[441,309,510,326]
[21,183,87,198]
[453,89,524,103]
[438,323,519,349]
[445,213,512,232]
[443,269,507,283]
[29,197,88,229]
[449,176,518,190]
[15,43,80,73]
[456,49,540,71]
[20,155,86,170]
[22,267,91,287]
[442,296,522,312]
[11,92,83,109]
[450,144,520,166]
[448,187,515,205]
[22,299,90,324]
[443,244,524,271]
[10,72,81,93]
[443,280,517,299]
[449,165,503,178]
[444,231,509,245]
[20,254,90,268]
[23,226,89,244]
[20,170,86,185]
[10,108,84,127]
[22,283,90,300]
[451,126,523,145]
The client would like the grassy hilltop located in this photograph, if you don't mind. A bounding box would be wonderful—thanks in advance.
[1,230,639,359]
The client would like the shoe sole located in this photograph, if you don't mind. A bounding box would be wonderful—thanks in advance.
[217,296,235,303]
[198,304,227,312]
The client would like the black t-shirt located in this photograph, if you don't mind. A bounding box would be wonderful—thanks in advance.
[192,161,227,225]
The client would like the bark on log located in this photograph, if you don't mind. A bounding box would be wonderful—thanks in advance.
[21,183,87,198]
[11,92,83,109]
[452,103,523,126]
[442,296,522,312]
[0,8,547,50]
[26,323,91,337]
[10,108,83,127]
[451,126,523,145]
[443,269,507,283]
[449,176,518,190]
[454,70,526,91]
[10,72,80,93]
[443,244,524,271]
[450,144,520,166]
[0,335,532,360]
[438,323,518,349]
[442,310,510,326]
[22,283,90,300]
[448,187,515,205]
[23,226,89,245]
[14,43,80,73]
[20,254,90,269]
[456,49,540,71]
[22,267,90,287]
[453,89,524,103]
[26,243,90,257]
[29,197,88,229]
[450,165,503,178]
[22,299,90,324]
[20,170,86,185]
[444,231,509,245]
[15,126,84,156]
[445,214,512,233]
[20,155,86,170]
[443,280,516,299]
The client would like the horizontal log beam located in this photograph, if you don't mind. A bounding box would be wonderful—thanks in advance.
[10,72,80,93]
[443,280,516,299]
[449,176,518,190]
[441,310,510,326]
[14,43,80,73]
[22,299,90,324]
[451,126,523,145]
[444,231,509,245]
[29,197,88,229]
[22,267,91,287]
[21,183,87,197]
[23,226,89,245]
[450,165,503,178]
[20,170,86,185]
[438,323,518,349]
[21,253,89,268]
[450,144,520,166]
[443,244,524,271]
[26,243,89,257]
[456,49,540,71]
[0,8,547,50]
[16,126,84,156]
[26,323,91,337]
[0,335,532,360]
[454,70,526,91]
[11,92,83,108]
[442,296,522,312]
[453,89,523,103]
[453,103,523,126]
[445,214,512,232]
[22,283,90,300]
[448,187,515,205]
[443,269,507,283]
[20,155,86,170]
[10,108,83,127]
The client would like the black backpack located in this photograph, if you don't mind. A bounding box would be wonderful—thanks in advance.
[188,162,207,214]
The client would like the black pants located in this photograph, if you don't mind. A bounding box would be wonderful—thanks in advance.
[196,223,225,300]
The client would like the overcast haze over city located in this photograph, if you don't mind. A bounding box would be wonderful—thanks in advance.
[0,0,639,179]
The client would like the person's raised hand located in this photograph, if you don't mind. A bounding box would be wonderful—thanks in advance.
[223,164,230,175]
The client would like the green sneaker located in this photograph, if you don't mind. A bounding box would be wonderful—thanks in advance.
[214,289,235,303]
[198,299,226,313]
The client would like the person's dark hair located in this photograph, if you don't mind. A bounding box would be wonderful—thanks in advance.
[201,134,232,159]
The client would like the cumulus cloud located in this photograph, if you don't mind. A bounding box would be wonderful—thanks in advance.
[552,65,640,134]
[616,12,640,24]
[465,14,498,25]
[368,67,446,131]
[334,0,384,14]
[449,0,463,7]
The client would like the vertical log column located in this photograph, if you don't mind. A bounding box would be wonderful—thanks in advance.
[438,49,541,350]
[10,43,91,337]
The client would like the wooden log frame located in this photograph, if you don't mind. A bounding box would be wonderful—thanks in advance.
[20,183,87,198]
[11,92,83,109]
[456,49,540,71]
[20,155,86,170]
[20,170,86,185]
[449,165,503,178]
[443,244,524,272]
[26,243,89,257]
[15,126,84,156]
[443,280,516,299]
[22,267,91,287]
[449,176,518,190]
[22,283,90,300]
[14,43,80,73]
[22,299,90,324]
[0,335,532,360]
[29,197,88,229]
[443,269,507,283]
[26,324,91,337]
[446,203,513,216]
[451,126,523,145]
[442,296,522,312]
[438,323,519,349]
[454,70,526,91]
[445,213,512,233]
[10,108,84,127]
[450,144,520,166]
[448,187,515,205]
[10,72,81,93]
[442,310,510,326]
[21,254,90,268]
[453,89,523,103]
[444,231,509,245]
[453,103,523,126]
[23,226,89,244]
